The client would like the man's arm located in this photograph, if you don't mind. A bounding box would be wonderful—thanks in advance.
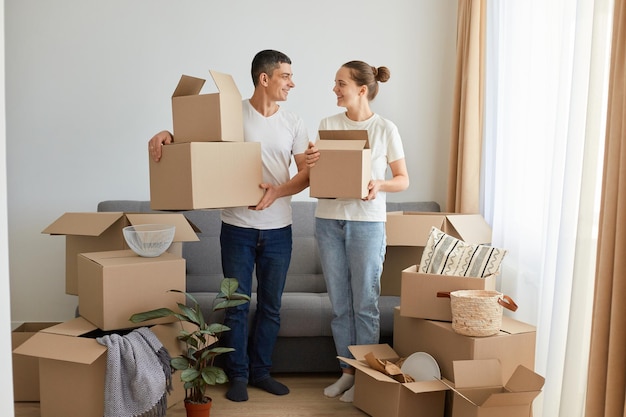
[252,153,309,211]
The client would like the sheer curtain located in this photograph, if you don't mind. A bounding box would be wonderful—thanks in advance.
[483,1,613,416]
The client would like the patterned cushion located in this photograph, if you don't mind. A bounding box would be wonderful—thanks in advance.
[418,227,507,277]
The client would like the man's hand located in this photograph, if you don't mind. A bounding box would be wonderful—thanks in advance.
[149,130,173,162]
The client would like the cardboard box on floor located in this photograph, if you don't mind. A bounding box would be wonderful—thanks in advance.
[393,307,536,383]
[309,130,371,199]
[13,317,196,417]
[445,359,544,417]
[42,211,199,295]
[77,250,186,331]
[12,322,61,402]
[381,212,492,297]
[149,141,264,210]
[339,344,448,417]
[172,70,244,142]
[400,265,497,321]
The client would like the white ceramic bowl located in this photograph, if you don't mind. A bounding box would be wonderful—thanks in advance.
[123,224,175,257]
[400,352,441,381]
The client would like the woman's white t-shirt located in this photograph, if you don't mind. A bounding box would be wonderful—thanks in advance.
[221,99,309,229]
[315,112,405,222]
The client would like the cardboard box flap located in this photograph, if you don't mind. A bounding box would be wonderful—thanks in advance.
[173,74,205,97]
[403,379,450,394]
[482,390,542,407]
[209,70,242,98]
[40,317,98,337]
[318,130,370,149]
[347,343,399,361]
[13,331,106,364]
[339,356,400,383]
[445,214,492,244]
[385,212,447,246]
[125,213,200,241]
[500,315,536,335]
[504,365,545,392]
[42,212,124,236]
[453,359,502,388]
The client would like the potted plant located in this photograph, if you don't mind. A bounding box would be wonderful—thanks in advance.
[129,277,250,416]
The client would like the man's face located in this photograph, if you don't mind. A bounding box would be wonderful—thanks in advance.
[265,63,295,102]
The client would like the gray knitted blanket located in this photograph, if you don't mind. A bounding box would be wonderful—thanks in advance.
[96,327,173,417]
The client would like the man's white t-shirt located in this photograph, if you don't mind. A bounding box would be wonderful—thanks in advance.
[315,112,405,222]
[221,99,309,230]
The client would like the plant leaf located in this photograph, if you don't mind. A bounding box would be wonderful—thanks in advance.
[129,308,175,323]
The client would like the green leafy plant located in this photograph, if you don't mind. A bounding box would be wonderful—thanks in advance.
[129,278,250,404]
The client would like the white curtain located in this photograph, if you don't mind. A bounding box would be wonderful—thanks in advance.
[483,1,613,416]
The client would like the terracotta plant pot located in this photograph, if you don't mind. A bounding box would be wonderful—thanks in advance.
[184,398,212,417]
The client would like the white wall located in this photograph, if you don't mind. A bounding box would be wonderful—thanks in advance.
[6,0,458,324]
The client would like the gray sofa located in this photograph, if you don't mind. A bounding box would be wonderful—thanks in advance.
[97,199,440,373]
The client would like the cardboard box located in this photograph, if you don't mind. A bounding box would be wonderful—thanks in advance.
[13,318,191,416]
[42,212,199,295]
[339,344,448,417]
[445,359,544,417]
[171,70,244,142]
[393,307,536,383]
[77,250,185,331]
[309,130,371,199]
[149,141,264,210]
[12,322,61,402]
[381,212,492,297]
[400,265,497,321]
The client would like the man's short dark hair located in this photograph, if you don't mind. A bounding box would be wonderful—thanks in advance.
[251,50,292,87]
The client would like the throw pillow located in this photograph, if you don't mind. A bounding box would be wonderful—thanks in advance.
[418,227,507,277]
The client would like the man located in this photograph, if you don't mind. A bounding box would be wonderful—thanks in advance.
[149,50,309,402]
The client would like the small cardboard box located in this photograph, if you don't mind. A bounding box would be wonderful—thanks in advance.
[77,250,185,331]
[446,359,544,417]
[309,130,371,199]
[12,322,61,402]
[171,70,244,142]
[339,344,448,417]
[149,141,264,210]
[400,265,497,321]
[42,212,199,295]
[393,307,536,383]
[381,212,492,296]
[13,318,192,417]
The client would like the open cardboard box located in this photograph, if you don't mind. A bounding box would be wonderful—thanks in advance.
[399,265,497,321]
[171,70,244,142]
[149,141,264,210]
[393,307,536,383]
[12,322,61,402]
[382,212,492,297]
[13,317,195,417]
[77,250,186,331]
[339,344,448,417]
[42,211,199,295]
[309,130,371,199]
[444,359,544,417]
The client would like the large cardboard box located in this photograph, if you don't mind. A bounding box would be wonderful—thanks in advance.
[393,307,536,383]
[445,359,544,417]
[77,250,185,331]
[381,212,492,296]
[309,130,371,199]
[171,70,244,142]
[400,265,497,321]
[149,141,264,210]
[12,322,61,402]
[339,344,448,417]
[42,212,199,295]
[12,318,190,417]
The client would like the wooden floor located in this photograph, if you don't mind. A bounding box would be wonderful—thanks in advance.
[14,373,368,417]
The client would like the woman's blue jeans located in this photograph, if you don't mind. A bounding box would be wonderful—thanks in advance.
[219,222,292,383]
[315,218,386,368]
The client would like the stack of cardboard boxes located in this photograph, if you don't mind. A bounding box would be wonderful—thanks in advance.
[344,211,545,417]
[12,69,259,416]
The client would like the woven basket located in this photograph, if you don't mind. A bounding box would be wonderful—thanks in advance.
[438,290,518,337]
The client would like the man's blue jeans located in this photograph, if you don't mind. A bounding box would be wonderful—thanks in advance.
[315,218,386,369]
[219,222,292,383]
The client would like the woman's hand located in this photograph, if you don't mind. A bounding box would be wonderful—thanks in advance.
[148,130,173,162]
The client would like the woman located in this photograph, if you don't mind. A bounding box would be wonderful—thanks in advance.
[305,61,409,402]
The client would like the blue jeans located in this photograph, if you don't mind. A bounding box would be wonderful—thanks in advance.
[315,218,386,368]
[219,222,292,383]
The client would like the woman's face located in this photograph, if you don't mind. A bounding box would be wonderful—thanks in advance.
[333,66,361,108]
